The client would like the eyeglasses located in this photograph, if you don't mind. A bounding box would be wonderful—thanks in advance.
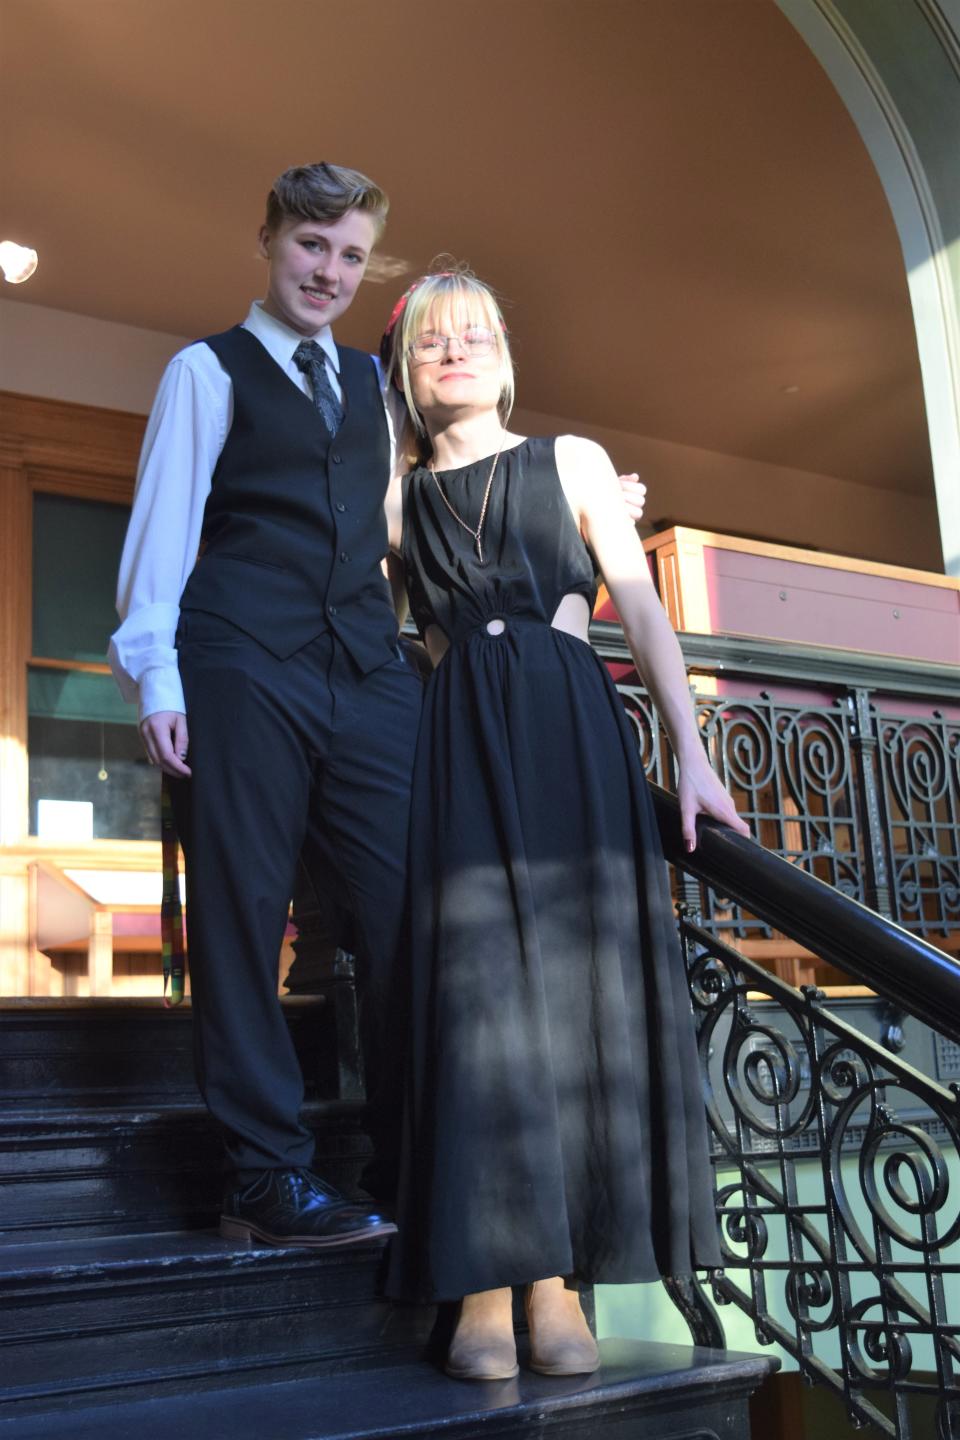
[409,327,496,363]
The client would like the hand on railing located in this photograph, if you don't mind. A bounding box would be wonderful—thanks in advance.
[677,757,751,853]
[650,784,960,1047]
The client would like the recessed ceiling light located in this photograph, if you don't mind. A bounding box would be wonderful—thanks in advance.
[782,384,800,395]
[0,240,39,283]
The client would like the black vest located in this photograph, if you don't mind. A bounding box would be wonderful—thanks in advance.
[179,325,397,672]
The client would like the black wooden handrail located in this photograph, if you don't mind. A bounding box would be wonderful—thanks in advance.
[649,784,960,1047]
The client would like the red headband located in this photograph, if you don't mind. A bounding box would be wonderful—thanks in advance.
[378,272,506,375]
[378,273,452,371]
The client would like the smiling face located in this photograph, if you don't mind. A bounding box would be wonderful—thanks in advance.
[390,276,515,438]
[258,209,376,336]
[407,303,504,422]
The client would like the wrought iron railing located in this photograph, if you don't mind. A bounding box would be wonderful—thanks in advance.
[652,786,960,1440]
[595,622,960,962]
[594,625,960,1436]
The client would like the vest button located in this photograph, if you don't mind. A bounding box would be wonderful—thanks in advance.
[335,502,346,513]
[328,604,338,616]
[340,551,350,562]
[331,452,342,464]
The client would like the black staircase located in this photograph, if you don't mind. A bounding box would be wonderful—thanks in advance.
[583,618,960,1439]
[8,622,955,1437]
[652,788,960,1440]
[0,996,775,1437]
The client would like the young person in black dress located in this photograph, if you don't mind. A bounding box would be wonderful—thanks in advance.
[380,271,750,1379]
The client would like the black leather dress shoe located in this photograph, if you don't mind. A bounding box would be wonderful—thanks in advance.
[219,1168,396,1248]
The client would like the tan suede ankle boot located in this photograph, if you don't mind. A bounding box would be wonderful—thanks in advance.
[524,1278,600,1376]
[445,1287,519,1381]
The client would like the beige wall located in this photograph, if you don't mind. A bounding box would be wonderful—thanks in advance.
[513,405,943,571]
[1,298,942,571]
[0,299,189,415]
[777,0,960,575]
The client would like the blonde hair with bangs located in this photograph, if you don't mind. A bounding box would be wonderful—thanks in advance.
[386,271,515,452]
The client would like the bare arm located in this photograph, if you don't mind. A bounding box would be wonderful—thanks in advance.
[557,436,749,851]
[384,471,404,555]
[618,472,647,523]
[383,550,409,625]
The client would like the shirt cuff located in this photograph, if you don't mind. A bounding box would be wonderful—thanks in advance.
[138,667,187,725]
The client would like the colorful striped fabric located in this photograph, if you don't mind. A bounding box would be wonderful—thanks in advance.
[160,774,186,1006]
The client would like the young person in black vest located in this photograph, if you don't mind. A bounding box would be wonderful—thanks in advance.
[110,164,415,1246]
[110,163,647,1248]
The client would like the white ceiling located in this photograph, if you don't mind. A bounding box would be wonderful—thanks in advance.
[0,0,933,497]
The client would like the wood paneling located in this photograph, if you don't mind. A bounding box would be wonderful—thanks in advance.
[0,391,144,482]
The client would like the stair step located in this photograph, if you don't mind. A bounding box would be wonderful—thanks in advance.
[0,998,337,1107]
[0,1103,371,1240]
[0,1339,777,1438]
[0,1228,434,1414]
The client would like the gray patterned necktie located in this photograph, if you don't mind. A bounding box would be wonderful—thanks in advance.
[292,340,344,436]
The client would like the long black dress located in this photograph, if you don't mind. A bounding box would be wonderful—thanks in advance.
[387,436,720,1303]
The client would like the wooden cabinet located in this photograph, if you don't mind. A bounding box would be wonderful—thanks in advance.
[639,526,960,663]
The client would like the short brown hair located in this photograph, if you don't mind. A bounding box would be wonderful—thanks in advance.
[265,163,389,237]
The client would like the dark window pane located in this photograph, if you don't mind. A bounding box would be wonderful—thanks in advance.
[28,667,136,727]
[28,714,160,841]
[32,493,130,662]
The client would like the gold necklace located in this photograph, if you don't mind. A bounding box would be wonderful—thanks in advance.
[429,439,503,564]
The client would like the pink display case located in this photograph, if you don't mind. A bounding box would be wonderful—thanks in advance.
[640,527,960,664]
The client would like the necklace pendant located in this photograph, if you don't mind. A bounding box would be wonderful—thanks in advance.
[428,435,503,569]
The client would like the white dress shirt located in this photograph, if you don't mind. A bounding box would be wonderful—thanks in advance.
[108,301,396,722]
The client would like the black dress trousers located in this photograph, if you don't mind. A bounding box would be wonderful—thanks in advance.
[170,609,422,1182]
